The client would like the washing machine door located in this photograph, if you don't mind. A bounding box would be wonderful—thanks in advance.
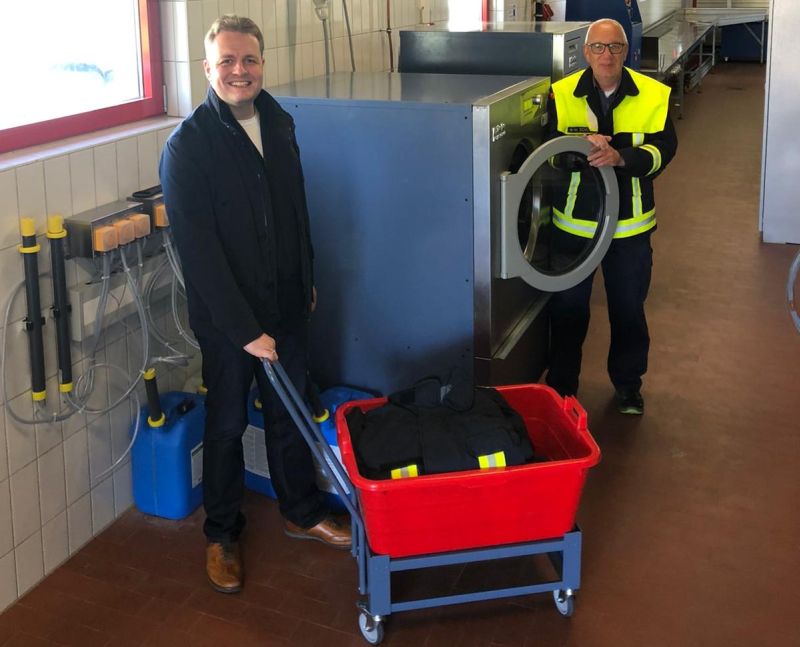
[499,135,619,291]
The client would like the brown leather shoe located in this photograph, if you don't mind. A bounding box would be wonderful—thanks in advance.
[284,516,352,550]
[206,542,243,593]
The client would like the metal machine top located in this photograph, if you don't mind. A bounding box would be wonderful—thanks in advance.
[406,21,589,35]
[269,72,548,107]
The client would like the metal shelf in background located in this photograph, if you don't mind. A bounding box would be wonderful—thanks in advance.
[640,20,715,119]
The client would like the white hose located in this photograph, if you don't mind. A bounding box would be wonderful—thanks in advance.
[89,364,142,486]
[342,0,356,72]
[313,0,336,74]
[171,273,200,350]
[144,256,193,361]
[162,230,184,290]
[159,230,198,350]
[1,235,197,483]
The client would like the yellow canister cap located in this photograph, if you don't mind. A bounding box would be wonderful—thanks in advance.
[19,217,36,237]
[47,214,65,237]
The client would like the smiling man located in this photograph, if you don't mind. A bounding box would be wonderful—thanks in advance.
[159,15,351,595]
[543,18,678,415]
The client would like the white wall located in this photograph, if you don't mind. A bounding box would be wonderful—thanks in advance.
[0,0,449,613]
[760,0,799,243]
[162,0,450,117]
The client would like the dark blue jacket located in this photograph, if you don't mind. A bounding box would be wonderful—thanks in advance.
[159,87,314,348]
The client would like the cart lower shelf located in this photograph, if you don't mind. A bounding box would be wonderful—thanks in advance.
[354,527,582,645]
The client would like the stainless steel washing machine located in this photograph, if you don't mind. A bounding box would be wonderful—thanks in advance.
[399,22,590,81]
[271,72,617,394]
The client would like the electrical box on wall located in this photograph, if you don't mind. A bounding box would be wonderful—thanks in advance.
[65,200,147,258]
[128,186,170,229]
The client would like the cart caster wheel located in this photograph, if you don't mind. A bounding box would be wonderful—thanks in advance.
[553,588,575,617]
[358,611,384,644]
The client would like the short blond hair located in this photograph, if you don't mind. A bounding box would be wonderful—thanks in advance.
[205,14,264,55]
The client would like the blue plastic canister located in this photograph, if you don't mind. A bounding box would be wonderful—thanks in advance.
[131,391,205,519]
[243,390,278,499]
[243,386,375,508]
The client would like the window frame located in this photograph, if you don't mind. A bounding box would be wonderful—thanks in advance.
[0,0,163,154]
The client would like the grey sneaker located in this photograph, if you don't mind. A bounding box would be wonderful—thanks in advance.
[616,388,644,415]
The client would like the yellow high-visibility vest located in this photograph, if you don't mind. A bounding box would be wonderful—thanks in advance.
[551,68,670,239]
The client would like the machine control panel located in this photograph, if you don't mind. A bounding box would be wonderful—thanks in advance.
[566,38,583,74]
[520,88,546,126]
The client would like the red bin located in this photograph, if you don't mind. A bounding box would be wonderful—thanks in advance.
[335,383,601,558]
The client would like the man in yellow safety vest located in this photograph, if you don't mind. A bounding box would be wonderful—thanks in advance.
[544,18,678,414]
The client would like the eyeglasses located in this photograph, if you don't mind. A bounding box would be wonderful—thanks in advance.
[587,42,626,55]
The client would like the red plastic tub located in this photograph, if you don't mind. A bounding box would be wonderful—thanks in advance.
[335,384,600,558]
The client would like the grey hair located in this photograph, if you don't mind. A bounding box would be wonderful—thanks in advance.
[585,18,628,45]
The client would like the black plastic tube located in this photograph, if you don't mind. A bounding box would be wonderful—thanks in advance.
[306,375,328,422]
[143,367,165,427]
[47,215,73,393]
[18,218,46,402]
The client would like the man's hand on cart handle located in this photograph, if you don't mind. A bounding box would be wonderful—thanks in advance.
[244,333,278,361]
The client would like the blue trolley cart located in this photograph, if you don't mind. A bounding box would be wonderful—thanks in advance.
[263,361,599,644]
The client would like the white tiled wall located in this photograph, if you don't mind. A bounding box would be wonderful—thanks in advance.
[0,0,449,613]
[0,121,182,608]
[162,0,450,116]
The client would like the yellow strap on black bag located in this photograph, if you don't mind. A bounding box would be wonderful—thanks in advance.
[478,451,507,470]
[390,464,419,479]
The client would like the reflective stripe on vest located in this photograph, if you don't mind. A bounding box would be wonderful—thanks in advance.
[554,205,656,239]
[632,177,643,218]
[390,464,419,479]
[640,143,662,175]
[565,171,581,217]
[478,451,507,469]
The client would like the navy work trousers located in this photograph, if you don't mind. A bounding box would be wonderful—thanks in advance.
[545,232,653,396]
[196,323,327,544]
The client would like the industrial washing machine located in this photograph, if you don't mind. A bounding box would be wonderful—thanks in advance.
[398,21,590,81]
[271,72,618,394]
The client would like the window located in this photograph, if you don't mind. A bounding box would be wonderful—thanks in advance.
[0,0,163,154]
[448,0,485,29]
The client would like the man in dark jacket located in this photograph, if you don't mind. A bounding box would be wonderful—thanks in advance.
[159,15,350,595]
[544,18,678,414]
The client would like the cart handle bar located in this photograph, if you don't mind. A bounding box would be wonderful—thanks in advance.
[261,360,363,526]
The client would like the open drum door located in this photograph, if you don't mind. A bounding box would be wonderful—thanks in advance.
[499,135,619,291]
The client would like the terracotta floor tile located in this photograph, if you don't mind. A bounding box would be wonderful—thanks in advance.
[183,587,249,623]
[45,621,111,647]
[2,634,58,647]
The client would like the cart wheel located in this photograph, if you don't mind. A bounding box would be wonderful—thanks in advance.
[358,611,384,644]
[553,589,575,617]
